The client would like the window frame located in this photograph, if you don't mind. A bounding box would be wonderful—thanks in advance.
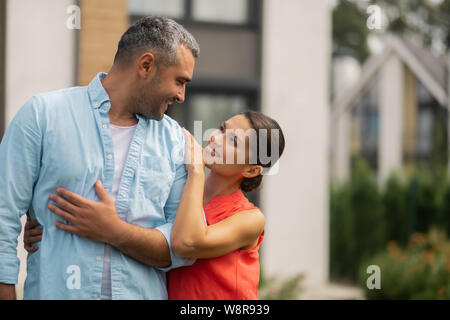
[171,88,259,131]
[129,0,261,30]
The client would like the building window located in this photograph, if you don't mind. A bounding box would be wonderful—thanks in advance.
[416,108,433,157]
[351,80,379,172]
[166,92,254,141]
[128,0,258,28]
[188,93,247,141]
[415,81,448,168]
[191,0,249,24]
[128,0,185,19]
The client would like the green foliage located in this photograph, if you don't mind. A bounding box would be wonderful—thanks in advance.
[382,173,409,247]
[259,262,303,300]
[330,158,450,284]
[358,229,450,299]
[258,274,304,300]
[332,0,370,62]
[330,158,385,281]
[332,0,450,64]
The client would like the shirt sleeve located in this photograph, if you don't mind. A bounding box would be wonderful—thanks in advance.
[0,96,43,284]
[154,127,196,272]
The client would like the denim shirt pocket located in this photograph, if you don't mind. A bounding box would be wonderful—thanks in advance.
[139,155,175,206]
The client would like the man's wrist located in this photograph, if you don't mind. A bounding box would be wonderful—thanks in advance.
[187,168,205,179]
[106,218,127,247]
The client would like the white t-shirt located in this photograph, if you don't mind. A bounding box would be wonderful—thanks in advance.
[101,123,137,300]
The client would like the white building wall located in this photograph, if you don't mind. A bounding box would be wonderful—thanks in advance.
[5,0,77,124]
[260,0,331,287]
[379,54,404,183]
[5,0,77,299]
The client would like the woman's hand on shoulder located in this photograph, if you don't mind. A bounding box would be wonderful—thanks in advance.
[182,128,205,176]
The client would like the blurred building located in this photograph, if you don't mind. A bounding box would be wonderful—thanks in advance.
[332,34,450,184]
[0,0,331,298]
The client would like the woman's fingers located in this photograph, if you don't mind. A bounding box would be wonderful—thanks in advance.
[182,128,203,165]
[25,234,42,245]
[24,214,43,253]
[24,230,42,253]
[24,244,39,254]
[26,219,41,229]
[28,235,42,243]
[27,228,43,237]
[182,128,194,164]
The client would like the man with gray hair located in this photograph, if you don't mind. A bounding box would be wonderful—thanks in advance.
[0,16,199,299]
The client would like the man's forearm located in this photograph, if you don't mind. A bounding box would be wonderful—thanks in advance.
[108,219,171,267]
[0,283,16,300]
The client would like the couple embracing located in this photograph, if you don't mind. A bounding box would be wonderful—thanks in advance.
[0,16,285,300]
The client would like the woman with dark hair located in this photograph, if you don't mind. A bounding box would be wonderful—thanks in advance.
[168,110,285,299]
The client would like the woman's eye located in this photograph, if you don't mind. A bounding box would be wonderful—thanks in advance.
[229,135,238,146]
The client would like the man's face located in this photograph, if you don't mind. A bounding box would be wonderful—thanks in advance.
[133,45,195,120]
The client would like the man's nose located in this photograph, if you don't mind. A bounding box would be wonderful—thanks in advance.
[175,86,186,103]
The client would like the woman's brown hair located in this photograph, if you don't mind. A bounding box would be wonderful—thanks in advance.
[240,110,285,192]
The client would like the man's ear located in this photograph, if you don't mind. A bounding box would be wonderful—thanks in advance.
[242,165,263,179]
[137,52,156,78]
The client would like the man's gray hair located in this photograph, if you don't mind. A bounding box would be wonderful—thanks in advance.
[114,16,200,66]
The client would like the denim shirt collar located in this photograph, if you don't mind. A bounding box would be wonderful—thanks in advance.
[87,72,110,109]
[87,72,147,122]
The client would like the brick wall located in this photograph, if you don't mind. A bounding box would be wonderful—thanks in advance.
[78,0,129,85]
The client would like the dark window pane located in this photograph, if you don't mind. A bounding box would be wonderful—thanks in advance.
[416,108,433,156]
[165,102,186,128]
[186,26,258,80]
[189,94,247,146]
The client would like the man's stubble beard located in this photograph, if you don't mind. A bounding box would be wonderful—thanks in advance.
[131,74,165,121]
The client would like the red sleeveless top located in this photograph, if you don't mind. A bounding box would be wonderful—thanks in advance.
[167,189,264,300]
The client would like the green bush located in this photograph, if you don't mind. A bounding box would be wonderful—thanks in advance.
[382,173,409,247]
[330,158,385,281]
[330,158,450,283]
[358,229,450,299]
[258,274,304,300]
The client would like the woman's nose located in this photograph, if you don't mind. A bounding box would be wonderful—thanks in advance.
[209,129,221,143]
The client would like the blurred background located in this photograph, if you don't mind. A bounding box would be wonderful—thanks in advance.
[1,0,450,299]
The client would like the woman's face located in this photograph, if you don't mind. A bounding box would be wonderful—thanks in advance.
[204,114,259,178]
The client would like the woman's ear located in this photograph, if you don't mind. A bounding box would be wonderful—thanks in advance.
[242,165,263,179]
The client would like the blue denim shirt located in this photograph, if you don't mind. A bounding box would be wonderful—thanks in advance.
[0,72,193,299]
